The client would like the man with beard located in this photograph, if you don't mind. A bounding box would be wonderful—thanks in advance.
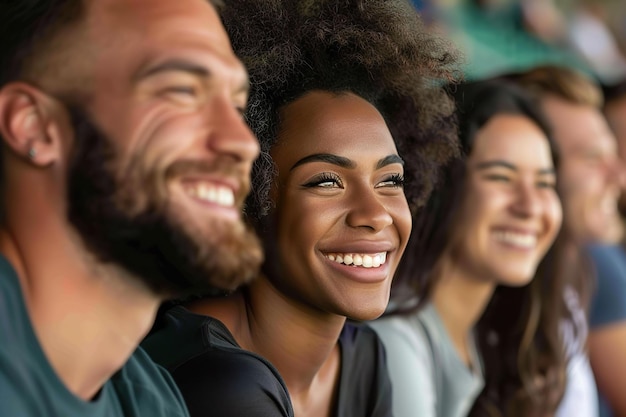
[514,66,626,417]
[0,0,263,416]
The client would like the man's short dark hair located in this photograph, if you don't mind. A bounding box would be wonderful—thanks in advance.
[0,0,85,86]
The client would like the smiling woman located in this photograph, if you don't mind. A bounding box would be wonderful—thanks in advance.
[369,80,570,417]
[142,0,459,416]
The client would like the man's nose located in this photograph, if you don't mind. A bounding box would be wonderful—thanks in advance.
[205,98,260,164]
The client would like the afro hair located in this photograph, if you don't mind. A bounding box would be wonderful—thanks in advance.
[220,0,461,221]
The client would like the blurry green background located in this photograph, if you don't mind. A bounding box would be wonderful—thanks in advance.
[411,0,626,85]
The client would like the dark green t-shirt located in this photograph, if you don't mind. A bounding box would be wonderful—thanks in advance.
[0,255,190,417]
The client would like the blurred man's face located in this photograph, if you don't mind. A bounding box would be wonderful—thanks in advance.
[62,0,263,296]
[604,95,626,215]
[542,95,624,244]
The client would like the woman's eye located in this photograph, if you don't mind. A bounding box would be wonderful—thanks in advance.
[161,86,198,98]
[376,174,405,188]
[485,174,511,183]
[536,180,556,189]
[302,173,343,189]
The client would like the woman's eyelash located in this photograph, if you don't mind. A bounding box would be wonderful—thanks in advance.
[377,173,405,188]
[389,173,405,186]
[302,173,343,188]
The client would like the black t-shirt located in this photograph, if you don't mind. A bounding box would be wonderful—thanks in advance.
[0,255,189,417]
[143,306,393,417]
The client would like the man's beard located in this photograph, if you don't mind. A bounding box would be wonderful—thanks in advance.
[65,106,263,298]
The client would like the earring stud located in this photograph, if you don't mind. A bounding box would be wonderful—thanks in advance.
[27,148,36,160]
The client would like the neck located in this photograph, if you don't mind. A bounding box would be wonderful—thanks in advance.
[0,222,160,401]
[193,276,344,413]
[431,259,495,365]
[244,278,344,395]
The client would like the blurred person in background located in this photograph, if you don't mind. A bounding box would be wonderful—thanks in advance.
[565,1,626,85]
[369,80,569,417]
[515,65,626,417]
[603,80,626,216]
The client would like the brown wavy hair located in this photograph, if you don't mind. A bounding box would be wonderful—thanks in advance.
[219,0,461,223]
[390,79,574,417]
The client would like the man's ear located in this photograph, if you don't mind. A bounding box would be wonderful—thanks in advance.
[0,82,70,166]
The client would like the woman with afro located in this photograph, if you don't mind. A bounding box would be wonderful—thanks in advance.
[144,1,459,416]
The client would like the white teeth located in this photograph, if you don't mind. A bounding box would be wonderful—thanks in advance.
[186,183,235,208]
[601,196,617,215]
[494,231,537,248]
[325,252,387,268]
[217,187,235,207]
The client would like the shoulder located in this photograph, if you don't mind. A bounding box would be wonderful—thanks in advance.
[171,339,293,417]
[0,256,46,415]
[339,322,393,417]
[144,306,292,416]
[340,322,389,368]
[587,244,626,282]
[368,307,437,361]
[0,255,26,344]
[367,309,439,417]
[112,347,190,417]
[587,245,626,328]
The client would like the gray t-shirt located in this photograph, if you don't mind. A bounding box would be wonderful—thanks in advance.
[369,303,484,417]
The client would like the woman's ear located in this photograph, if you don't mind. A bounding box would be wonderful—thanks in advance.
[0,82,70,167]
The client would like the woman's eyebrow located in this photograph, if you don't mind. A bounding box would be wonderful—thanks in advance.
[475,160,517,171]
[291,153,404,171]
[290,154,355,171]
[376,154,404,169]
[475,160,555,175]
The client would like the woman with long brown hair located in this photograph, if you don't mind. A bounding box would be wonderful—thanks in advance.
[370,79,572,417]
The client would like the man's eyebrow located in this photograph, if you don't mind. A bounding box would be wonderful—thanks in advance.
[132,58,250,95]
[133,59,211,82]
[475,160,555,175]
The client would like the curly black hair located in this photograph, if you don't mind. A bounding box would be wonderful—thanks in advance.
[219,0,461,222]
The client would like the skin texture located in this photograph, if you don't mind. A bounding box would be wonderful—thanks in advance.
[191,91,412,417]
[542,95,624,244]
[0,0,259,400]
[432,114,562,365]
